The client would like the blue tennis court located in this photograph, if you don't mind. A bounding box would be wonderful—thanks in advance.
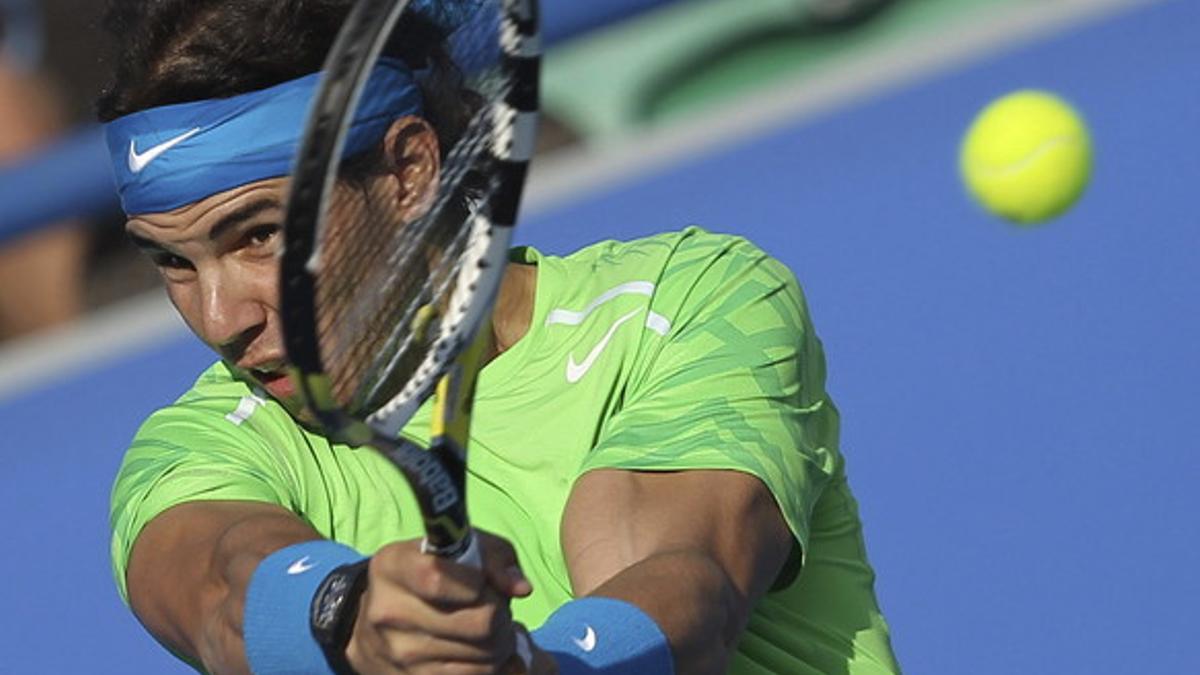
[1,0,1196,672]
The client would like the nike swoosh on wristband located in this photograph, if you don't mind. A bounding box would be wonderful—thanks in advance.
[287,556,316,575]
[127,127,203,173]
[572,625,597,652]
[565,307,643,383]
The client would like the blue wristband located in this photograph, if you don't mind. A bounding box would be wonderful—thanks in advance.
[243,541,365,675]
[532,597,675,674]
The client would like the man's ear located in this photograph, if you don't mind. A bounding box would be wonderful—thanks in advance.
[381,116,441,220]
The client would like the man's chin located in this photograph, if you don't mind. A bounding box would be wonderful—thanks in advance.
[263,391,330,435]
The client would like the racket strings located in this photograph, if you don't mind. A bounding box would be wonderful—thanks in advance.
[316,192,401,328]
[334,174,497,411]
[314,52,512,415]
[356,215,479,408]
[318,192,424,336]
[318,214,444,408]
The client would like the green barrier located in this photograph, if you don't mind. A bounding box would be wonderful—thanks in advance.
[542,0,1011,141]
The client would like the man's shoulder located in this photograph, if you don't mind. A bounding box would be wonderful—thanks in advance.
[552,226,753,268]
[176,360,244,398]
[134,361,291,444]
[156,360,255,416]
[528,226,776,301]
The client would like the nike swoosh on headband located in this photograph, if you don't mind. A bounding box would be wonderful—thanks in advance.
[127,127,203,173]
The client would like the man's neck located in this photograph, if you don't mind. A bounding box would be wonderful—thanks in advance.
[488,263,537,362]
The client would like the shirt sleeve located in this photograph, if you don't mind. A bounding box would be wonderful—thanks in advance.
[109,397,298,603]
[580,232,841,551]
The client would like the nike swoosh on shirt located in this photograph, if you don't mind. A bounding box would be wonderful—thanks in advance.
[128,127,202,173]
[565,308,643,383]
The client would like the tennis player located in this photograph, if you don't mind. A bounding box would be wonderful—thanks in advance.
[100,1,900,673]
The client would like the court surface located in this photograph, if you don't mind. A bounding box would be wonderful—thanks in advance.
[1,1,1196,672]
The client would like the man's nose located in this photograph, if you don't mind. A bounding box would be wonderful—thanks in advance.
[198,269,267,353]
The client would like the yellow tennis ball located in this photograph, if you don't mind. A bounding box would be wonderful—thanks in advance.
[960,90,1093,225]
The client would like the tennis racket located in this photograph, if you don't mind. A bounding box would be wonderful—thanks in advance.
[280,0,540,569]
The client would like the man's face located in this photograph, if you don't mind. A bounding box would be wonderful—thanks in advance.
[124,117,441,414]
[125,177,302,408]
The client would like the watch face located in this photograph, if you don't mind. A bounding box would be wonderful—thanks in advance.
[312,572,353,635]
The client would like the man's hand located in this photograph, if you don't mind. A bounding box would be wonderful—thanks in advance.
[346,531,556,675]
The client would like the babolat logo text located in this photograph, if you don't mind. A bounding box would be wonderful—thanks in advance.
[397,451,458,513]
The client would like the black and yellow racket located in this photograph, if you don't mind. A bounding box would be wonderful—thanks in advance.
[281,0,540,565]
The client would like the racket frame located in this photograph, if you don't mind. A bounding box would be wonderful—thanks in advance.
[280,0,540,560]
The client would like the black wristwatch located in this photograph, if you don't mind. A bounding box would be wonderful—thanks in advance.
[310,558,371,675]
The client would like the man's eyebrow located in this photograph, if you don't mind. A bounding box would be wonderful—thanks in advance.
[124,198,281,252]
[127,231,165,253]
[208,198,282,242]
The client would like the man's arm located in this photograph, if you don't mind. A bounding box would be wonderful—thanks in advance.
[561,468,794,674]
[127,501,549,674]
[125,501,322,674]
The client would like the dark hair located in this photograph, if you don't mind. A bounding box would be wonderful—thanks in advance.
[95,0,474,156]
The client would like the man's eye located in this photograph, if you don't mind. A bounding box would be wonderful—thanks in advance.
[153,252,193,270]
[245,224,280,248]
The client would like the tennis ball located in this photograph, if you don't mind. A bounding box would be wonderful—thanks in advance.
[960,90,1092,225]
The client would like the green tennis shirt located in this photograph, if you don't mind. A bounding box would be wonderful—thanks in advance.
[111,227,899,674]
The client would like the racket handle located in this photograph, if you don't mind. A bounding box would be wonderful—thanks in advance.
[514,630,534,672]
[423,530,533,671]
[422,530,533,671]
[452,528,483,568]
[421,527,482,568]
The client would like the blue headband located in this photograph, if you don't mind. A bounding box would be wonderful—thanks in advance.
[105,58,424,215]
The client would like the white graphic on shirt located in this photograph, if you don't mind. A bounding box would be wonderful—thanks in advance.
[225,394,266,426]
[565,308,643,383]
[644,310,671,336]
[545,281,655,327]
[548,281,674,383]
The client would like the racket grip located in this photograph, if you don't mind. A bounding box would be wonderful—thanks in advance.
[421,527,482,568]
[422,530,533,670]
[453,529,483,568]
[514,630,534,672]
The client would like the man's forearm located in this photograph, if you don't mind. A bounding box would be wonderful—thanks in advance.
[202,513,325,672]
[126,503,321,674]
[586,549,747,675]
[560,469,794,673]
